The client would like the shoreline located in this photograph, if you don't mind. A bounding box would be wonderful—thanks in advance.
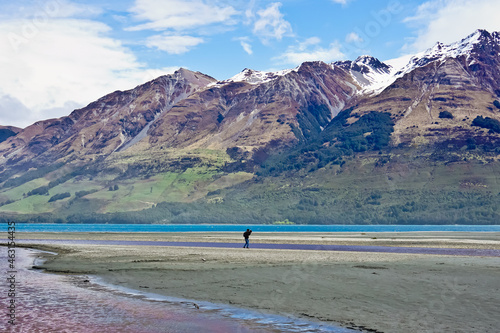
[10,232,500,333]
[14,231,500,249]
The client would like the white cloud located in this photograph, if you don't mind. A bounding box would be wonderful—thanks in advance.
[331,0,349,4]
[128,0,240,57]
[236,37,253,55]
[298,37,321,51]
[0,93,88,128]
[0,17,177,128]
[274,40,345,66]
[245,0,257,23]
[345,32,363,43]
[146,34,204,54]
[0,94,33,128]
[403,0,500,52]
[47,0,103,18]
[253,2,293,43]
[241,41,253,55]
[0,0,102,20]
[128,0,239,31]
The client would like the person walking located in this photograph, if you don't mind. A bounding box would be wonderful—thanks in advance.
[243,229,252,248]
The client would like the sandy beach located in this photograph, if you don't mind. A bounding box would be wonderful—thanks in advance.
[16,232,500,332]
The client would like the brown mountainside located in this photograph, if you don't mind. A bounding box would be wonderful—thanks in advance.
[0,29,499,224]
[351,30,500,148]
[0,68,216,166]
[2,30,500,171]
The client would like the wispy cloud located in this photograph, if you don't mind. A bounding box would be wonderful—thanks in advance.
[298,37,322,50]
[331,0,351,4]
[236,37,253,55]
[129,1,294,55]
[403,0,500,52]
[0,0,102,20]
[0,4,177,127]
[274,39,345,66]
[127,0,239,55]
[345,32,363,43]
[145,34,204,54]
[127,0,239,31]
[253,2,293,43]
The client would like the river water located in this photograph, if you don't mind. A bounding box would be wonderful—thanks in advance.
[0,248,357,333]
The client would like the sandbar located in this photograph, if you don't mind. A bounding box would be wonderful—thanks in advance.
[14,232,500,332]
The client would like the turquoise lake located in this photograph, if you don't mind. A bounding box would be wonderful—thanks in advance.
[12,223,500,232]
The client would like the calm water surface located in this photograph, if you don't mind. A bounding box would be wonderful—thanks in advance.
[13,223,500,233]
[0,248,357,333]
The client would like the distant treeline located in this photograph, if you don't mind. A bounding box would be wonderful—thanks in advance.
[4,187,499,225]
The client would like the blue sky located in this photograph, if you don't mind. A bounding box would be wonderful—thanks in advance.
[1,0,499,127]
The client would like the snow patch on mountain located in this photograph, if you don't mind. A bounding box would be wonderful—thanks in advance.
[209,30,499,99]
[394,30,486,79]
[332,55,401,96]
[344,29,499,96]
[210,67,298,87]
[356,55,417,96]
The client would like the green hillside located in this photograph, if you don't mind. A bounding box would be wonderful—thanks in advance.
[1,106,499,225]
[1,140,498,225]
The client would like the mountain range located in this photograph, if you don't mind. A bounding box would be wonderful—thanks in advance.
[1,29,499,224]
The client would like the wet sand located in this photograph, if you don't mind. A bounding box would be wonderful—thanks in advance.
[3,248,292,333]
[15,232,500,332]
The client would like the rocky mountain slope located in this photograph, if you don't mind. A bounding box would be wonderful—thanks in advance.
[1,29,499,224]
[350,29,500,147]
[0,126,21,144]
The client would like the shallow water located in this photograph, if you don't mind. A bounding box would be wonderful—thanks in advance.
[14,223,500,233]
[16,238,500,257]
[0,248,357,333]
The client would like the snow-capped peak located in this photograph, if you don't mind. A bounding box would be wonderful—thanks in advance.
[354,55,391,71]
[333,55,394,95]
[348,29,500,96]
[214,68,295,86]
[207,30,499,95]
[395,29,497,78]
